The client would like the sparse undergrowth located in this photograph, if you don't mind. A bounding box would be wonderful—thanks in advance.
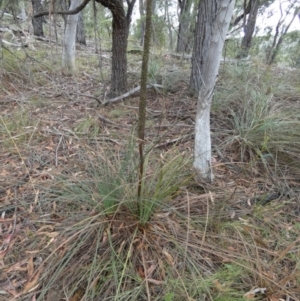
[0,42,300,301]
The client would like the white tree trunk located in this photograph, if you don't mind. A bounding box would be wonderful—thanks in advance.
[62,0,81,73]
[193,0,235,181]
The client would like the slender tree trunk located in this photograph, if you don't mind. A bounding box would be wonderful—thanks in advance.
[189,0,207,95]
[237,0,259,58]
[76,10,86,45]
[165,0,173,50]
[193,0,235,181]
[176,0,192,53]
[138,0,152,199]
[31,0,45,36]
[62,0,81,73]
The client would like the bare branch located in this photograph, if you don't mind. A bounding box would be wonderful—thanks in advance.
[231,0,252,26]
[102,84,164,106]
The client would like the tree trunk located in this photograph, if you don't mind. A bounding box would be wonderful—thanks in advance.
[176,0,192,53]
[60,0,69,30]
[193,0,235,181]
[165,0,173,50]
[97,0,136,96]
[76,10,86,45]
[237,0,259,58]
[31,0,45,36]
[111,14,128,95]
[62,0,81,73]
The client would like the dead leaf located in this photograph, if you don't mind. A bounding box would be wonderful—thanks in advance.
[70,289,85,301]
[213,280,225,292]
[147,278,164,285]
[27,257,34,277]
[162,248,174,265]
[137,265,145,278]
[22,268,42,294]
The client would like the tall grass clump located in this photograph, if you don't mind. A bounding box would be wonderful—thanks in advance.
[33,142,194,301]
[215,63,300,173]
[132,149,192,224]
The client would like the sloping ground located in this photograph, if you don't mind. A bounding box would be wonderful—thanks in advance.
[1,42,300,301]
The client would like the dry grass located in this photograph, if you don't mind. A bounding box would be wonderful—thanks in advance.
[0,40,300,301]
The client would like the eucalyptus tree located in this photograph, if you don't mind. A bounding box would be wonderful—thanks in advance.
[62,0,81,73]
[98,0,136,95]
[76,10,86,45]
[176,0,193,53]
[31,0,45,36]
[237,0,260,58]
[60,0,86,45]
[191,0,235,180]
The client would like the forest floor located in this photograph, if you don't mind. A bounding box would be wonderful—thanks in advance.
[1,40,300,301]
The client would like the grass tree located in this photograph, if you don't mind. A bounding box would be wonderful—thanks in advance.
[191,0,235,181]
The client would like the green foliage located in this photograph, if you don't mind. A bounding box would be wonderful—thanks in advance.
[58,139,137,214]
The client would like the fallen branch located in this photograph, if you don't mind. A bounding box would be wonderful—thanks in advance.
[102,84,164,106]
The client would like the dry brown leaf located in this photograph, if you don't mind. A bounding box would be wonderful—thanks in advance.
[22,268,42,294]
[213,279,225,292]
[37,225,54,232]
[146,264,156,277]
[5,258,29,273]
[27,257,34,277]
[36,232,59,238]
[70,289,85,301]
[162,248,174,265]
[244,292,255,299]
[147,278,164,285]
[0,234,15,264]
[137,265,145,278]
[88,275,100,290]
